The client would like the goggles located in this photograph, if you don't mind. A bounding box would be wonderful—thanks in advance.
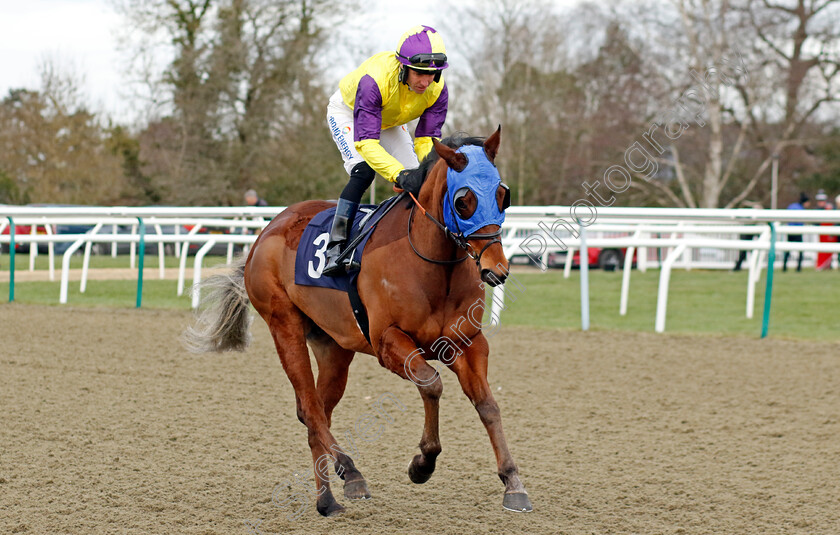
[399,52,447,69]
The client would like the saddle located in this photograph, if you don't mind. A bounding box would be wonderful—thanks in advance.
[294,194,404,342]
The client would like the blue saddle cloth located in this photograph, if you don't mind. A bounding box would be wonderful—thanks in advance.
[294,196,399,291]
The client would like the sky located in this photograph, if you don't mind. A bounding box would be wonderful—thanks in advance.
[0,0,125,116]
[0,0,440,123]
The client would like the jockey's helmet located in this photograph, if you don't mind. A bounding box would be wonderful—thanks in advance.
[396,25,448,82]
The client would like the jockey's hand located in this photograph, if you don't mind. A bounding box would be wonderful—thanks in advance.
[395,167,424,196]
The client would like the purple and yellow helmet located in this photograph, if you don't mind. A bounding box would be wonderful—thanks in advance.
[395,25,448,72]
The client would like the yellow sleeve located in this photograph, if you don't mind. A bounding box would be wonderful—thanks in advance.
[414,136,435,163]
[355,139,405,182]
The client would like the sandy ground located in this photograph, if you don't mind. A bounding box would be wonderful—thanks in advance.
[1,304,839,534]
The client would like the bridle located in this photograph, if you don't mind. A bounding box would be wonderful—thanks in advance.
[406,192,502,268]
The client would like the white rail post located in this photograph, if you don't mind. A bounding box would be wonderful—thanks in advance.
[489,285,505,326]
[28,224,37,271]
[81,222,104,293]
[563,247,575,279]
[59,237,89,304]
[46,224,55,281]
[620,229,641,316]
[129,223,137,268]
[177,225,203,296]
[154,223,166,279]
[638,231,648,273]
[746,227,770,319]
[111,223,118,257]
[654,243,687,333]
[191,240,217,308]
[489,234,521,325]
[226,220,237,263]
[579,220,589,331]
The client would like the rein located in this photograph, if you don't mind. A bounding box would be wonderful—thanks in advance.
[406,191,502,267]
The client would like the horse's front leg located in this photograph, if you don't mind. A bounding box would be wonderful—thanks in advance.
[377,326,443,484]
[447,333,532,512]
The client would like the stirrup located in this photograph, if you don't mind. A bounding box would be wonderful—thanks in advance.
[322,243,347,277]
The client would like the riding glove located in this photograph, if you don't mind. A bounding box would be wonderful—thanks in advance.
[395,167,425,196]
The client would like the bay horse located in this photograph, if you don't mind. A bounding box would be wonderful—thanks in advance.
[184,128,532,516]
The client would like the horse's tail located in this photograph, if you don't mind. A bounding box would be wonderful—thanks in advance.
[182,256,253,353]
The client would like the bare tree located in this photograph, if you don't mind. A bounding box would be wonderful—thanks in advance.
[443,0,599,204]
[728,0,840,207]
[113,0,354,205]
[0,61,131,205]
[623,0,840,208]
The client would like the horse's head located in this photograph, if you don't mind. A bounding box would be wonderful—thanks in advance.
[428,127,511,287]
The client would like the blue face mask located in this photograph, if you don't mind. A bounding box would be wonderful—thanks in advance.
[442,144,509,238]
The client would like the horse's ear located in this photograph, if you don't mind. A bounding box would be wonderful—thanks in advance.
[434,138,467,172]
[484,125,501,164]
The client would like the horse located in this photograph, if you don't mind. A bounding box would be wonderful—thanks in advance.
[184,127,532,516]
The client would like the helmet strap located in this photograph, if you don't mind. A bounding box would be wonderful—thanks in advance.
[399,66,442,85]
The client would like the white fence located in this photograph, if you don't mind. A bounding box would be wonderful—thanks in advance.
[2,204,839,333]
[495,206,840,333]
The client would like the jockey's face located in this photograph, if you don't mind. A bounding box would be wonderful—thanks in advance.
[406,68,436,94]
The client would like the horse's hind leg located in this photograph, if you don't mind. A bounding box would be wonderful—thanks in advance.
[447,334,532,512]
[264,304,362,517]
[377,326,444,484]
[308,330,371,500]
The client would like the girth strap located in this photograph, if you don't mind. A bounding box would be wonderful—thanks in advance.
[348,272,371,344]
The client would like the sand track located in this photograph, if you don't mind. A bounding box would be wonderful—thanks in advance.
[1,304,839,534]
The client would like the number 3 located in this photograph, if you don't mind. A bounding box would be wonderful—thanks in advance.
[308,232,330,278]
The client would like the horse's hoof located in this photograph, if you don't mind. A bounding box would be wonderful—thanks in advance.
[316,500,346,517]
[344,478,371,500]
[502,492,533,512]
[408,454,434,484]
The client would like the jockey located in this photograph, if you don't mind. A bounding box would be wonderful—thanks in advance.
[323,25,449,276]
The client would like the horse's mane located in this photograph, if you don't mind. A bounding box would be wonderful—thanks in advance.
[417,132,486,179]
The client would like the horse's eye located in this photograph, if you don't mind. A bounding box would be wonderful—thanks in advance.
[452,187,476,219]
[498,183,511,211]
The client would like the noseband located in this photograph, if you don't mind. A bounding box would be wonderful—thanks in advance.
[406,193,502,269]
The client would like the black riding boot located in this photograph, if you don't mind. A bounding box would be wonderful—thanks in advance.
[322,198,359,277]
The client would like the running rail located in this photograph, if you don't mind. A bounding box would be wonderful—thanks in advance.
[3,206,840,335]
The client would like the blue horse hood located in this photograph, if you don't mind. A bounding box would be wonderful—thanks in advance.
[442,145,506,237]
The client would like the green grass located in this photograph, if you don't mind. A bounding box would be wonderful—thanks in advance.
[495,268,839,341]
[1,279,194,309]
[0,253,231,310]
[2,253,838,341]
[1,251,231,270]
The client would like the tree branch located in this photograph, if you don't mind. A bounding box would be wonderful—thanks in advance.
[630,174,687,207]
[725,151,775,208]
[718,120,748,192]
[666,144,697,208]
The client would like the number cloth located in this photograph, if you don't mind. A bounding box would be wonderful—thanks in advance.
[294,196,401,289]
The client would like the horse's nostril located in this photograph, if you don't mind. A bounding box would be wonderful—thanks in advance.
[481,270,507,286]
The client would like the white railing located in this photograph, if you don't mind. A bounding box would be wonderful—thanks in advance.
[1,208,274,305]
[494,207,840,333]
[2,205,839,334]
